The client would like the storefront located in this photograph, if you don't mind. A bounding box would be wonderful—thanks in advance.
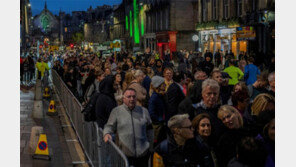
[236,26,256,56]
[144,33,156,52]
[156,31,177,59]
[198,27,248,58]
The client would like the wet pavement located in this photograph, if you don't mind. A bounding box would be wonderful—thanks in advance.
[20,85,72,167]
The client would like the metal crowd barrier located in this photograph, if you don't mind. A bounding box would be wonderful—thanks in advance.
[52,70,129,167]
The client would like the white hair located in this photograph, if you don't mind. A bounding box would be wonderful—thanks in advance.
[202,79,220,92]
[168,114,189,129]
[134,69,144,78]
[268,72,275,82]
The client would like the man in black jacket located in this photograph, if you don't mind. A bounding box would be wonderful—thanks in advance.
[164,68,185,119]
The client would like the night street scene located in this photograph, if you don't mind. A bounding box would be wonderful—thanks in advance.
[20,0,275,167]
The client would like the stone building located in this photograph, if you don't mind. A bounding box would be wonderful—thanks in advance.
[125,0,199,57]
[109,3,126,49]
[195,0,275,59]
[32,2,60,45]
[20,0,33,50]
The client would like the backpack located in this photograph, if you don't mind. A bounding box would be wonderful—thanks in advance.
[153,140,168,167]
[81,92,101,122]
[84,82,96,102]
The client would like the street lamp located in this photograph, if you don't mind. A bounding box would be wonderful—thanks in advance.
[28,3,31,7]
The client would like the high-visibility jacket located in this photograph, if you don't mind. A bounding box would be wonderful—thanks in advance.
[36,61,50,77]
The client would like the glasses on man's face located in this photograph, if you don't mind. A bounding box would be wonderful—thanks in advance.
[179,125,193,130]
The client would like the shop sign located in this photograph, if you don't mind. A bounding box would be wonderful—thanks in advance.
[218,28,236,35]
[236,26,256,41]
[200,30,218,35]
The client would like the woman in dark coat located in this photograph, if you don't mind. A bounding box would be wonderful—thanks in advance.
[216,105,252,167]
[188,113,218,167]
[95,75,117,128]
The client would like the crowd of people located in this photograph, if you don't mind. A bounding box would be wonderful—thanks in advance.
[25,47,275,167]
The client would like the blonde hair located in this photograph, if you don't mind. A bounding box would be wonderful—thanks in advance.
[251,93,275,116]
[218,105,244,128]
[134,69,144,78]
[122,71,136,91]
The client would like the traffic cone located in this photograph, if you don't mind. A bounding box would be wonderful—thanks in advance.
[32,133,51,160]
[47,100,57,116]
[43,87,50,98]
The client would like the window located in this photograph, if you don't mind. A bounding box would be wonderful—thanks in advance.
[212,0,217,20]
[223,0,229,19]
[237,0,243,17]
[165,7,169,30]
[202,0,207,22]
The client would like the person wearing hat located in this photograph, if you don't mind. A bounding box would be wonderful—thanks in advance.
[148,76,168,146]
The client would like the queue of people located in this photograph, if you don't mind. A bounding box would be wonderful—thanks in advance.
[48,48,275,167]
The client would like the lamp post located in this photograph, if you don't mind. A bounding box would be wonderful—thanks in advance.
[192,34,199,51]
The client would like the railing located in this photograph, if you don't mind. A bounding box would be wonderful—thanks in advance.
[52,70,129,167]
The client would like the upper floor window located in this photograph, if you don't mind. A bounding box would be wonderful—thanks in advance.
[202,0,207,22]
[212,0,217,20]
[237,0,243,17]
[223,0,229,19]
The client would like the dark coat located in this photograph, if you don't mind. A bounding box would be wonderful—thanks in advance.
[216,128,252,167]
[220,85,232,105]
[178,80,203,119]
[155,132,197,167]
[142,75,151,96]
[199,61,214,77]
[194,104,225,144]
[186,135,218,167]
[148,92,167,123]
[95,75,117,128]
[166,82,185,119]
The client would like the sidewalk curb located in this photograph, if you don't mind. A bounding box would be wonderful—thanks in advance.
[52,85,90,167]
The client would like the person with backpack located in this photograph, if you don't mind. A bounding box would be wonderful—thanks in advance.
[95,75,117,128]
[85,70,105,102]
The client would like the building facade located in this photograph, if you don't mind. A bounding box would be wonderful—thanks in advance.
[121,0,199,57]
[32,2,60,45]
[195,0,275,59]
[20,0,33,51]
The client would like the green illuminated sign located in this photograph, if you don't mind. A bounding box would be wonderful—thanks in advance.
[125,16,128,30]
[133,0,140,44]
[140,6,144,36]
[129,11,133,37]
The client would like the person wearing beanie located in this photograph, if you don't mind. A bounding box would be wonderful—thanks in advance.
[148,76,168,146]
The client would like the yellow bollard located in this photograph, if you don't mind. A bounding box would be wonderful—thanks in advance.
[43,87,50,98]
[47,100,57,116]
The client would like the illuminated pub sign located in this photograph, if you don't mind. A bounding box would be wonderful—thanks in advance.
[236,26,256,41]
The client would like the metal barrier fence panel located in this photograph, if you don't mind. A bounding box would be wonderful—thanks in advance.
[95,124,129,167]
[52,70,129,167]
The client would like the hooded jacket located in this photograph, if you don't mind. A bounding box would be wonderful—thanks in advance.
[95,75,117,128]
[178,80,203,119]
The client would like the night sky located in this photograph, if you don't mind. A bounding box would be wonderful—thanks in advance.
[30,0,122,16]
